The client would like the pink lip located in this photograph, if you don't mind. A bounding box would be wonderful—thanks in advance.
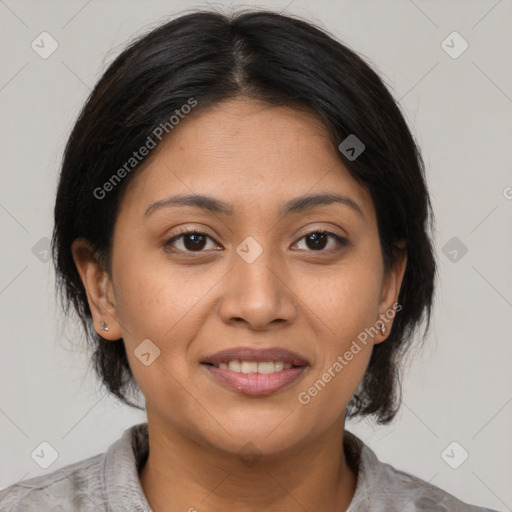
[202,364,308,396]
[200,346,309,396]
[201,346,309,366]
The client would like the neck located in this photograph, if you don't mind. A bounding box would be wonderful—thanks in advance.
[139,415,357,512]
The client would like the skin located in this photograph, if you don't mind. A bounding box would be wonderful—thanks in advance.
[72,97,407,512]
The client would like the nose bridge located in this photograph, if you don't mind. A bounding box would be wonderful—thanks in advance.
[218,236,296,328]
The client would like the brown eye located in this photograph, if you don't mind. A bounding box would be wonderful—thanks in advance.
[166,231,218,252]
[294,230,348,252]
[181,233,207,251]
[305,232,328,250]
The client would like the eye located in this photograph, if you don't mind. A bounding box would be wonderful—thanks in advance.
[165,228,348,254]
[293,230,348,252]
[165,229,220,253]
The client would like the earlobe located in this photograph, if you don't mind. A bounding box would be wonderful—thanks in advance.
[375,245,407,343]
[71,238,122,340]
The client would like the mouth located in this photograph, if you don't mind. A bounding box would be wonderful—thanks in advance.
[205,360,296,373]
[200,346,309,396]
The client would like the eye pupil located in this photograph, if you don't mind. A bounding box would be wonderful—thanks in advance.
[306,232,327,250]
[184,233,206,251]
[169,230,342,254]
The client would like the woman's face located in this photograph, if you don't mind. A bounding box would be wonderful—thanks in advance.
[76,98,406,456]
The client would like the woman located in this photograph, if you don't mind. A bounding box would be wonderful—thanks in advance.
[0,9,497,512]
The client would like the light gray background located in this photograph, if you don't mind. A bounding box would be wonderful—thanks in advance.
[0,0,511,510]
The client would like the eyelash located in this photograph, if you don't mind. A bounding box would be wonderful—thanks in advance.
[165,227,348,255]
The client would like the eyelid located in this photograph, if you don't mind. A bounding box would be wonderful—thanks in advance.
[165,226,221,251]
[294,225,348,243]
[291,229,348,252]
[165,226,349,254]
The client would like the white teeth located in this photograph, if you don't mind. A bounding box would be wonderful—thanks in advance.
[257,361,275,374]
[216,360,293,374]
[228,360,241,372]
[241,361,258,374]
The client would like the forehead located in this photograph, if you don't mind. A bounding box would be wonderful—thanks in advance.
[118,98,374,220]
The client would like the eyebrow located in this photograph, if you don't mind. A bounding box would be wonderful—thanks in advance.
[144,192,364,218]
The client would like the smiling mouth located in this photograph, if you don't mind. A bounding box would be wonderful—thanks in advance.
[201,362,308,395]
[200,347,309,395]
[202,360,300,374]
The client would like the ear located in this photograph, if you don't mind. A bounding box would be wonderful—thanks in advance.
[71,238,122,340]
[374,243,407,344]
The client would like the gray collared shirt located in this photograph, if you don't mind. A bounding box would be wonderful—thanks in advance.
[0,422,498,511]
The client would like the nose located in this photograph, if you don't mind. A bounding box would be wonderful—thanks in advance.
[218,244,297,331]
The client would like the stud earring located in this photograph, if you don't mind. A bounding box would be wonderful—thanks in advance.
[99,321,110,332]
[379,322,386,335]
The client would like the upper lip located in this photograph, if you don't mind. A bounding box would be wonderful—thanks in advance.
[201,346,309,366]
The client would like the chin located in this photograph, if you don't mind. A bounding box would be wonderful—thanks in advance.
[203,413,313,456]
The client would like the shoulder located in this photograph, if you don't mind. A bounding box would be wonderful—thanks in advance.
[344,430,499,512]
[0,423,150,512]
[374,462,498,512]
[0,452,106,511]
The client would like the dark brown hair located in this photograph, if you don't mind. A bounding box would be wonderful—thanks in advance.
[52,9,436,423]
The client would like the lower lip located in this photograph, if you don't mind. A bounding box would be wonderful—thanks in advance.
[201,364,307,396]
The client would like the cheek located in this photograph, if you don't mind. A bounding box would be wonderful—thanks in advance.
[293,250,383,414]
[111,244,213,339]
[299,254,384,342]
[296,275,378,425]
[111,250,230,403]
[112,257,211,409]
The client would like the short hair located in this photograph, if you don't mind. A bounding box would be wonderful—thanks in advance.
[52,9,436,424]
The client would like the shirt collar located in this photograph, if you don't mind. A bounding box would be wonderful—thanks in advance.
[103,422,376,511]
[103,422,152,511]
